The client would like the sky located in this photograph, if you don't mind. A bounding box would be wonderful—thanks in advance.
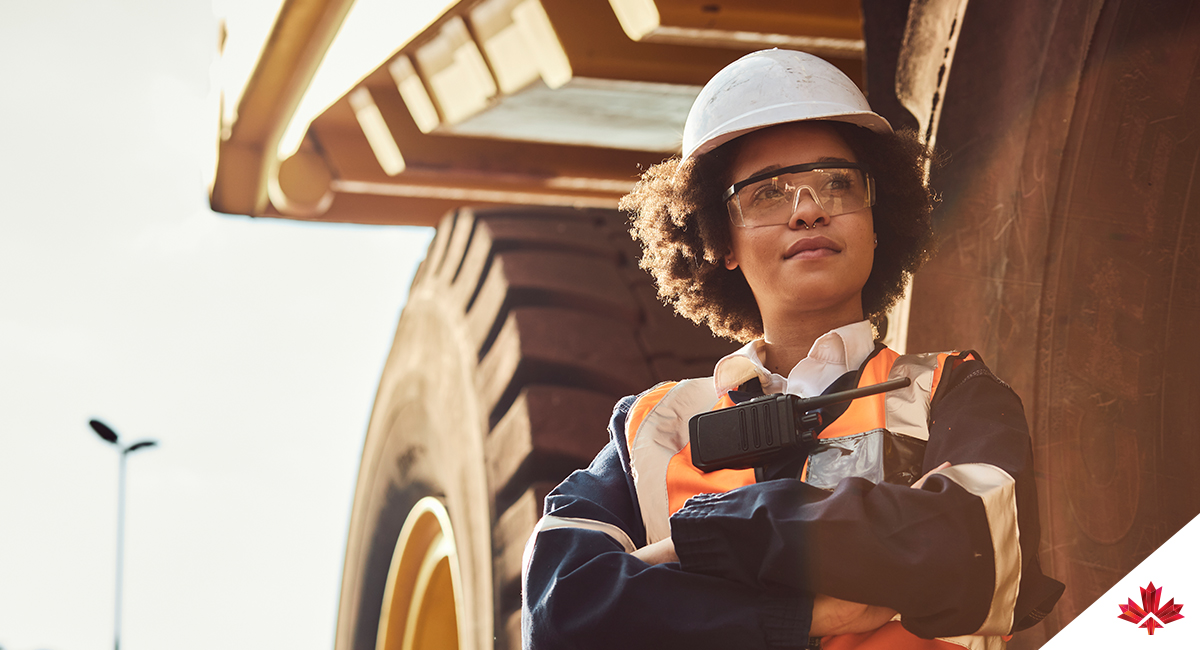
[0,1,444,649]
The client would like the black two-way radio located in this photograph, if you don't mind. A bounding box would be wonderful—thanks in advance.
[688,377,912,472]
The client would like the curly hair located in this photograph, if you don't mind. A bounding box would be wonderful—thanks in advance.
[622,122,937,342]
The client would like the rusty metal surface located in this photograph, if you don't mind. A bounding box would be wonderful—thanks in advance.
[861,0,919,134]
[1034,0,1200,640]
[903,0,1200,644]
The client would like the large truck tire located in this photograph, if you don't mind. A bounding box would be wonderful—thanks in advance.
[333,206,738,650]
[890,0,1200,645]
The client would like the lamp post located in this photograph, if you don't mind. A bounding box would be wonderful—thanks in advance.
[89,419,158,650]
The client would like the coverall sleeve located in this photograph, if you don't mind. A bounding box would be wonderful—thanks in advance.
[669,360,1064,640]
[522,395,815,650]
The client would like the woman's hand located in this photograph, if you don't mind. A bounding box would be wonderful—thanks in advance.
[631,536,678,565]
[811,594,898,636]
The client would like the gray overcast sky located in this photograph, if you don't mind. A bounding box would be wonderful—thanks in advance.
[0,1,438,649]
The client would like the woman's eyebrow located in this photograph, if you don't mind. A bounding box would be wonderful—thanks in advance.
[745,163,784,178]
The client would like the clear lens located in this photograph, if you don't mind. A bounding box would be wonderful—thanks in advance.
[728,168,872,228]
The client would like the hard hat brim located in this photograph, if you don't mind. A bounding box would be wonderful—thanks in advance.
[685,106,893,161]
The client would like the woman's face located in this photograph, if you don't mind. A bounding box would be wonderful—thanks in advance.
[723,122,876,325]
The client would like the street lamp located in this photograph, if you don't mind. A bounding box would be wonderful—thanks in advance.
[89,419,158,650]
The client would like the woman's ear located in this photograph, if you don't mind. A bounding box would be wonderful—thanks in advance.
[724,250,739,270]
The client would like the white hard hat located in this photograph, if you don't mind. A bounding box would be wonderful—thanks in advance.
[682,49,892,162]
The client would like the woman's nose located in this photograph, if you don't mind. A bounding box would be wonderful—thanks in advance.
[788,187,829,230]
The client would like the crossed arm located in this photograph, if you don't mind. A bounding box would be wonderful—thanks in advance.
[631,462,950,636]
[523,361,1061,648]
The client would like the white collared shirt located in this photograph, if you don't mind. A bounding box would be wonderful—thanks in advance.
[712,320,876,397]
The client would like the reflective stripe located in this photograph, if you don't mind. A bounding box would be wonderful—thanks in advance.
[626,382,676,449]
[804,428,926,489]
[627,378,716,544]
[529,515,636,552]
[885,352,940,442]
[522,514,639,582]
[936,464,1021,636]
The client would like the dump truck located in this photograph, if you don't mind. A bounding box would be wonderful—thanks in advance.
[210,1,1200,648]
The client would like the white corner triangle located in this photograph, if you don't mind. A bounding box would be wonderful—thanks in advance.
[1042,513,1199,649]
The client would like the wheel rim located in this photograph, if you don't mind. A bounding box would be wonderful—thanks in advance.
[377,497,462,650]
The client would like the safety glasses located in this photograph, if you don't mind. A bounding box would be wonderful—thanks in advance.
[723,162,876,228]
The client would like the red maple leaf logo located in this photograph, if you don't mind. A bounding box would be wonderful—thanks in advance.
[1117,582,1185,634]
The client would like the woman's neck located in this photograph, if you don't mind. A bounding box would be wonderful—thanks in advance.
[758,302,865,376]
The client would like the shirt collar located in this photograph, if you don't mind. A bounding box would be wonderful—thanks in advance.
[712,320,876,395]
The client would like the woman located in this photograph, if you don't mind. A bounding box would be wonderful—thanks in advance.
[522,49,1062,650]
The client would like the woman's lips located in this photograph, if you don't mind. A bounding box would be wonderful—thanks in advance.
[784,236,841,260]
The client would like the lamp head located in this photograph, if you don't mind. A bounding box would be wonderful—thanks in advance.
[125,440,158,454]
[89,419,119,444]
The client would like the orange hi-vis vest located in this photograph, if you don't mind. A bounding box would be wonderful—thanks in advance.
[624,347,1002,650]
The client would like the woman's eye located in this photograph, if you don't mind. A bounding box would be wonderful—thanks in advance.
[823,173,855,193]
[750,184,786,203]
